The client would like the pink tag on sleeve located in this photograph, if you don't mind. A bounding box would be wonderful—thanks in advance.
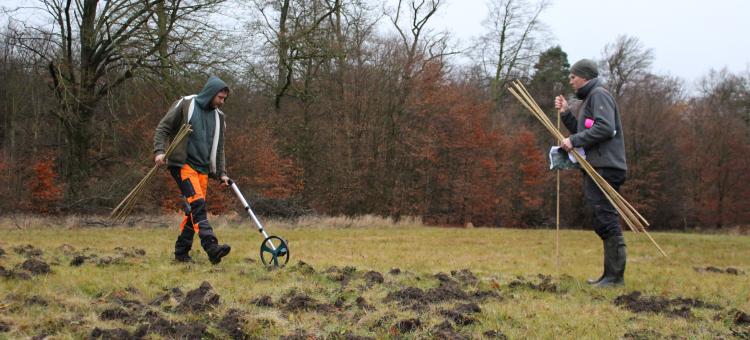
[585,118,594,129]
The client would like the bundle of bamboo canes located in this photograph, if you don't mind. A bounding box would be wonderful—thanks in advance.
[508,80,667,257]
[109,124,192,223]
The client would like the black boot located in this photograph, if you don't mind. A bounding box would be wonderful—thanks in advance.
[174,253,193,262]
[595,235,626,287]
[206,243,231,264]
[174,225,195,263]
[587,239,607,284]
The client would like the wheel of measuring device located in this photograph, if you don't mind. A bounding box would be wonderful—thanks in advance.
[259,236,289,267]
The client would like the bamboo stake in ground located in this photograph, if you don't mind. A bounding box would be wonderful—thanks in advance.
[508,80,667,257]
[110,124,192,223]
[556,102,561,277]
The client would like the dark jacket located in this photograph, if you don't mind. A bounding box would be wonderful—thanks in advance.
[561,78,627,171]
[153,76,228,179]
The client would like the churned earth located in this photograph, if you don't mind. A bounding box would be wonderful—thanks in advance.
[1,224,748,338]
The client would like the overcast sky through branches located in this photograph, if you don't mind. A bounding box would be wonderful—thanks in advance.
[424,0,750,90]
[3,0,748,91]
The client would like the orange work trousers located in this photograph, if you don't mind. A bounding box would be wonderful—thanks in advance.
[169,164,216,255]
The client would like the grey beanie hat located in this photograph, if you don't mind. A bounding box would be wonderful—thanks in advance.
[570,59,598,79]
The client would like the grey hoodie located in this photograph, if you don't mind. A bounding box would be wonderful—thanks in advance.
[153,76,228,179]
[561,78,627,171]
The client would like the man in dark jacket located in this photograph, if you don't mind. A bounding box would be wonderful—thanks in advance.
[154,76,232,264]
[554,59,627,287]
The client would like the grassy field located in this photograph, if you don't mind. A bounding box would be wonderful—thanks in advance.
[1,215,749,339]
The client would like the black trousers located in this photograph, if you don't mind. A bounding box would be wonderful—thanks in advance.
[583,167,626,240]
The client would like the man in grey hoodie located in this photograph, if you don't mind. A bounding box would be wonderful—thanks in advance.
[554,59,628,287]
[154,76,232,264]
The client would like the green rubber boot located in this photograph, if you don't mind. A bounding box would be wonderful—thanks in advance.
[595,235,626,288]
[587,239,607,285]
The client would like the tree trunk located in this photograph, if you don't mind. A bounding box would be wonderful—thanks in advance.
[275,0,291,110]
[60,108,93,197]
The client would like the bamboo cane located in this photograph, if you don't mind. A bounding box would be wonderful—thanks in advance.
[508,80,667,257]
[110,124,192,223]
[556,106,561,277]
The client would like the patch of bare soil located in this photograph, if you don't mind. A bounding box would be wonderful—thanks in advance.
[292,260,316,274]
[251,295,274,307]
[70,255,88,266]
[451,269,478,286]
[729,309,750,325]
[68,253,120,267]
[114,247,146,258]
[99,307,133,322]
[385,287,425,307]
[508,274,559,293]
[363,270,384,286]
[390,318,421,334]
[715,309,750,338]
[455,302,482,314]
[133,311,207,339]
[219,308,249,340]
[177,281,220,313]
[470,289,502,302]
[694,266,745,275]
[12,244,43,258]
[435,272,457,285]
[439,310,476,326]
[483,330,508,339]
[0,266,30,280]
[25,296,49,307]
[385,273,482,312]
[87,283,230,339]
[57,244,76,255]
[280,290,335,314]
[96,256,123,266]
[149,287,184,307]
[98,292,150,324]
[326,266,358,285]
[334,295,346,309]
[613,291,722,318]
[68,247,144,268]
[431,321,467,340]
[439,302,482,328]
[355,296,375,311]
[427,281,470,303]
[18,258,51,275]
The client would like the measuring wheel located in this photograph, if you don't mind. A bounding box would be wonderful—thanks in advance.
[260,236,289,267]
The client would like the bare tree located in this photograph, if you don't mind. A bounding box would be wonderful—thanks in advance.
[473,0,548,111]
[388,0,453,81]
[4,0,225,196]
[248,0,342,109]
[600,35,654,99]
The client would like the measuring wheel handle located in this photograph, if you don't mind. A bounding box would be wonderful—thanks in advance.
[260,235,290,267]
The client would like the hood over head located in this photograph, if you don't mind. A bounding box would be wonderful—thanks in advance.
[575,77,601,100]
[195,76,229,109]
